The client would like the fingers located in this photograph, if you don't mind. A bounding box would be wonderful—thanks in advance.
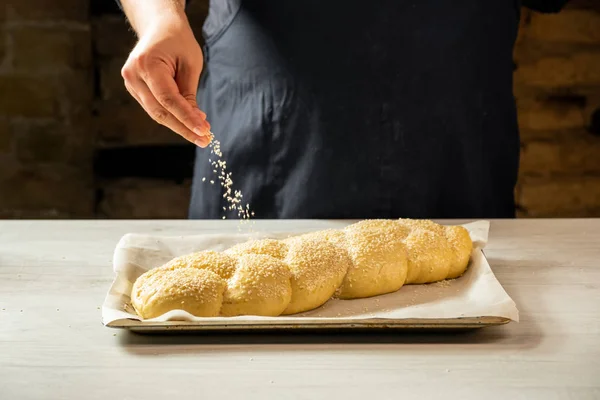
[127,78,211,148]
[142,61,210,137]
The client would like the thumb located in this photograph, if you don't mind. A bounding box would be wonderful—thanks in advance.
[175,62,210,134]
[176,62,203,112]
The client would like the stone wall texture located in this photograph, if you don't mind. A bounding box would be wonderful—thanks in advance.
[0,0,599,219]
[514,2,600,217]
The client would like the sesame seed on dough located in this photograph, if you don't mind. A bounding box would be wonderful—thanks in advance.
[130,218,473,319]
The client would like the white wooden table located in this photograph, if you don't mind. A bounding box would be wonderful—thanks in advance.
[0,219,599,399]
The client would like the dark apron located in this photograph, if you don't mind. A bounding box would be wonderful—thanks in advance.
[190,0,522,219]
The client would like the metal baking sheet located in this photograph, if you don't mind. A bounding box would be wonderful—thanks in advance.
[108,316,511,333]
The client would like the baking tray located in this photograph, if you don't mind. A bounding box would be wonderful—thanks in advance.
[106,316,511,334]
[102,221,519,333]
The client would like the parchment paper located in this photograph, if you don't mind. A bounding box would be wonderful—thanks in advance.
[102,220,519,326]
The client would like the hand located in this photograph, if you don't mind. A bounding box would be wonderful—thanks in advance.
[121,13,211,147]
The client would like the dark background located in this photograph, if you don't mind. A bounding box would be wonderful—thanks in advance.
[0,0,599,219]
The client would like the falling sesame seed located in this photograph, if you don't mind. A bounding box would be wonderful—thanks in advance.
[203,133,255,226]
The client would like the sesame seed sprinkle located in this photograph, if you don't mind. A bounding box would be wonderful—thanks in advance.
[200,132,255,229]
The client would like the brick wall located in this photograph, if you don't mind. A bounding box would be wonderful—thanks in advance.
[0,0,599,219]
[515,1,600,217]
[0,0,94,218]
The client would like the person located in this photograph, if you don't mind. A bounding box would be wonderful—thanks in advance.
[116,0,568,219]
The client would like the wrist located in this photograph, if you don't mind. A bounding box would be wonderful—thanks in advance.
[122,0,189,37]
[140,11,190,38]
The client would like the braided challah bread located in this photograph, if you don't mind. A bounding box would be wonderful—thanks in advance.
[131,219,473,319]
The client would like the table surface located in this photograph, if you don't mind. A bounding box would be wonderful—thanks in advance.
[1,219,599,400]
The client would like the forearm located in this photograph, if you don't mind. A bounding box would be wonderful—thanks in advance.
[120,0,187,36]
